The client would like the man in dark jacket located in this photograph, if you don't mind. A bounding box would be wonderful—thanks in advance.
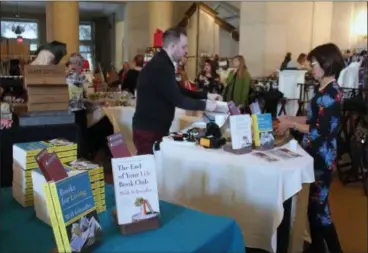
[132,27,219,155]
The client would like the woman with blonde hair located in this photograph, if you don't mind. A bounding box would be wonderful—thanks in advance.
[223,55,251,107]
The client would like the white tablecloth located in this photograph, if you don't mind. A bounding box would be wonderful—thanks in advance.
[155,140,314,253]
[103,106,199,154]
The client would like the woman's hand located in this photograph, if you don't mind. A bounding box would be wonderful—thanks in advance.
[199,75,204,81]
[275,117,293,135]
[278,115,291,121]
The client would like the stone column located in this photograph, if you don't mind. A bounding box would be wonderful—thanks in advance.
[148,1,174,46]
[115,4,125,69]
[46,2,79,62]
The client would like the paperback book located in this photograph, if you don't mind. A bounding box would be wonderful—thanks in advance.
[43,172,102,253]
[252,113,274,149]
[111,155,160,225]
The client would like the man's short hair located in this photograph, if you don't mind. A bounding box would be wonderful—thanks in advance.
[307,43,345,79]
[162,27,187,48]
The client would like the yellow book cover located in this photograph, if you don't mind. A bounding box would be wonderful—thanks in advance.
[90,172,105,182]
[97,205,106,213]
[13,140,77,159]
[92,185,105,196]
[252,113,274,148]
[25,149,77,163]
[62,158,103,176]
[24,156,77,170]
[47,172,102,252]
[42,139,78,153]
[43,183,65,252]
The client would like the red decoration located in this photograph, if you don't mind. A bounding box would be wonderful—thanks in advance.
[16,36,23,44]
[153,29,163,47]
[82,60,90,71]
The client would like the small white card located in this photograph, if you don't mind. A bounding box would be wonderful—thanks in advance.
[111,155,160,225]
[230,114,252,149]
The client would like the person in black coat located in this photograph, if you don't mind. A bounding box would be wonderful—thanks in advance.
[132,27,221,155]
[122,55,143,95]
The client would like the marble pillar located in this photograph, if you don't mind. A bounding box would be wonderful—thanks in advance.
[46,2,79,62]
[115,4,125,69]
[148,1,174,46]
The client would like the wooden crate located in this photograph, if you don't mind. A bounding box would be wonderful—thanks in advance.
[24,65,66,86]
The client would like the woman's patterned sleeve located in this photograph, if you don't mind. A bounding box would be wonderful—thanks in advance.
[310,88,342,137]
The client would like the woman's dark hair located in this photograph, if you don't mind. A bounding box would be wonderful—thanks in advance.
[134,54,144,67]
[36,41,67,64]
[280,52,292,70]
[203,59,218,76]
[285,52,292,60]
[307,43,345,79]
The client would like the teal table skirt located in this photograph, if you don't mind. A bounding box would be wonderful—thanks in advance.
[0,185,245,253]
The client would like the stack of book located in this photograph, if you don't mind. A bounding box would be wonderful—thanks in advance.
[43,170,102,252]
[63,159,106,214]
[12,162,33,207]
[33,158,106,226]
[24,65,69,112]
[12,139,77,207]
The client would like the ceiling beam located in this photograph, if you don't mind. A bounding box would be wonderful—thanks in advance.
[219,2,239,15]
[213,3,221,11]
[223,14,239,21]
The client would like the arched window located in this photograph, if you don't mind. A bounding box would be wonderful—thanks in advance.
[79,22,94,71]
[1,19,40,52]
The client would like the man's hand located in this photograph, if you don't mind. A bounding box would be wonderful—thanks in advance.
[205,99,217,111]
[207,93,223,101]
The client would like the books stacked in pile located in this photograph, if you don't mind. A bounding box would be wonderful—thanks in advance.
[63,159,106,214]
[33,158,106,226]
[12,139,77,207]
[42,167,102,252]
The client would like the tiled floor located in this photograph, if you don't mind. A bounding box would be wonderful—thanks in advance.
[104,174,367,253]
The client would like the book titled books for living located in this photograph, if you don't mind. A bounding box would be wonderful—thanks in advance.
[43,171,102,253]
[111,155,160,225]
[252,113,274,149]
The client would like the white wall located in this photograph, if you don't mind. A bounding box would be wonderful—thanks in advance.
[331,1,367,50]
[239,1,368,77]
[198,10,239,58]
[240,2,315,77]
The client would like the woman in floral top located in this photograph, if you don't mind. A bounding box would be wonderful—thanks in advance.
[276,43,345,253]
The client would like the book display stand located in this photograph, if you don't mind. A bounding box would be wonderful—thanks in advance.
[223,144,252,155]
[254,144,274,151]
[107,132,161,235]
[111,209,160,235]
